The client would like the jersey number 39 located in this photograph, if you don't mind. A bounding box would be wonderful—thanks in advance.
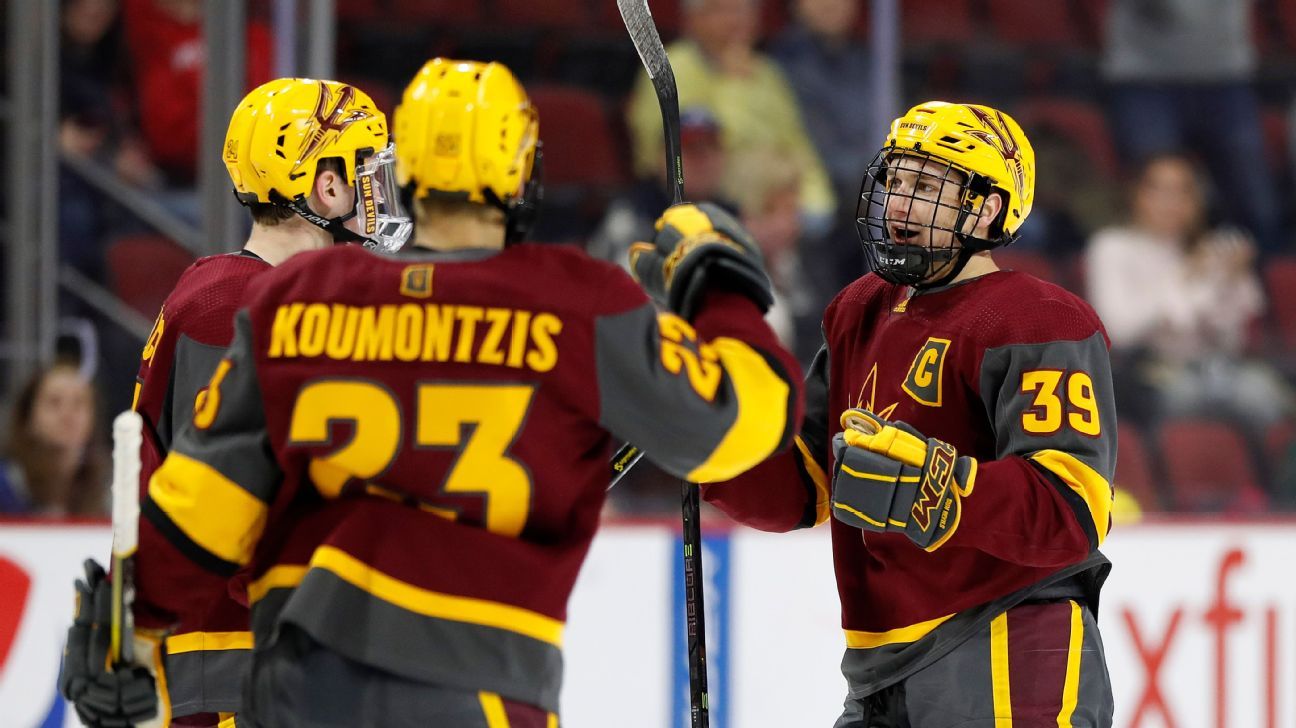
[1019,369,1100,437]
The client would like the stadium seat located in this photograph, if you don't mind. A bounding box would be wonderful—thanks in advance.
[527,86,628,189]
[338,76,396,119]
[1261,106,1289,177]
[1274,0,1296,53]
[389,0,482,25]
[598,0,682,39]
[1157,418,1269,513]
[106,235,195,318]
[493,0,589,30]
[1264,418,1296,507]
[1262,256,1296,350]
[902,0,978,45]
[1013,98,1121,179]
[337,0,381,23]
[594,0,780,39]
[1072,0,1109,48]
[993,249,1062,286]
[761,0,790,38]
[985,0,1082,48]
[1115,424,1162,511]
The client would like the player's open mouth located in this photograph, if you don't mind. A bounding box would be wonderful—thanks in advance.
[891,225,920,241]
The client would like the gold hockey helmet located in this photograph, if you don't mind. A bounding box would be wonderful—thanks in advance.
[224,78,411,251]
[394,59,541,241]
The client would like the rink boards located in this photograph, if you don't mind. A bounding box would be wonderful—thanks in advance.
[0,519,1293,727]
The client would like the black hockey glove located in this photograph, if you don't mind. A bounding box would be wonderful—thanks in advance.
[830,409,977,552]
[629,202,774,320]
[60,559,158,728]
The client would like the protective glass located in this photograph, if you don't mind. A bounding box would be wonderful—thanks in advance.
[354,144,413,252]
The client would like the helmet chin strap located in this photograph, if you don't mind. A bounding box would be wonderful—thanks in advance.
[289,199,364,244]
[910,246,970,290]
[911,199,1001,290]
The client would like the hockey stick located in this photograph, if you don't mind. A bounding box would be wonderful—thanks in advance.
[109,410,144,666]
[608,0,685,490]
[617,2,709,726]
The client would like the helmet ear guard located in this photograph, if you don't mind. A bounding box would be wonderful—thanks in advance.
[483,141,544,246]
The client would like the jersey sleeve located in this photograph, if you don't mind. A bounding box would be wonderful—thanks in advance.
[593,274,803,485]
[700,334,832,532]
[135,311,282,623]
[952,329,1116,565]
[162,335,229,452]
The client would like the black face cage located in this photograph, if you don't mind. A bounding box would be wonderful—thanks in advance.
[855,147,1011,288]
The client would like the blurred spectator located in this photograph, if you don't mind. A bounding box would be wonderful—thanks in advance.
[1101,0,1282,253]
[0,362,107,516]
[768,0,875,202]
[588,107,737,268]
[60,0,163,282]
[1085,152,1290,427]
[122,0,273,186]
[1011,124,1118,259]
[727,146,819,364]
[626,0,835,230]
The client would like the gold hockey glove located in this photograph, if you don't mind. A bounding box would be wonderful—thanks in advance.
[629,202,774,320]
[830,409,977,551]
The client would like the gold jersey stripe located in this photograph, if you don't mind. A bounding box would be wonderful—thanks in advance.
[149,452,267,566]
[1057,601,1084,727]
[312,545,566,647]
[166,630,253,655]
[686,337,790,483]
[844,612,955,649]
[991,611,1013,727]
[247,564,310,604]
[479,691,511,728]
[793,436,831,525]
[1029,449,1113,545]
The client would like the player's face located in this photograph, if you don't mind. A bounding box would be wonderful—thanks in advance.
[882,154,967,252]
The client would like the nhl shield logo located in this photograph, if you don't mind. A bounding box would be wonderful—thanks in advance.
[902,337,950,407]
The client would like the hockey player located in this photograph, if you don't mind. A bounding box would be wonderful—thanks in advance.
[702,101,1117,726]
[59,77,409,728]
[121,58,801,727]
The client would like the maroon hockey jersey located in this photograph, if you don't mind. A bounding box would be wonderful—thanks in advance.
[703,270,1115,698]
[132,251,268,720]
[135,242,803,714]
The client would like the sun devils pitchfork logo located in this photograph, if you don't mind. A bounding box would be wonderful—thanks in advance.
[290,83,373,177]
[964,106,1027,207]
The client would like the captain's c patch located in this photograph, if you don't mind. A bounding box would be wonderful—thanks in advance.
[902,337,950,407]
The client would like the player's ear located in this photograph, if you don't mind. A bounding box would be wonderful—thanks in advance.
[314,166,343,201]
[974,191,1005,235]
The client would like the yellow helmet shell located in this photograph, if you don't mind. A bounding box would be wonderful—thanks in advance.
[394,58,539,205]
[223,78,389,204]
[886,101,1035,235]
